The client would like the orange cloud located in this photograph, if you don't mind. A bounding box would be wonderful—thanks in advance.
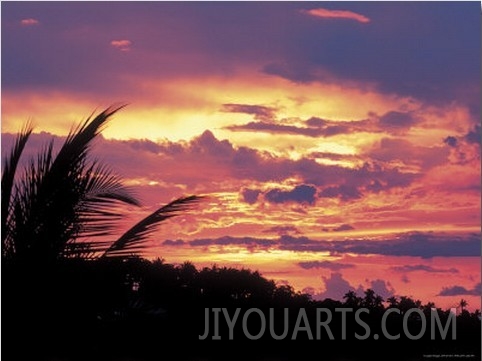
[20,18,39,26]
[110,39,132,51]
[302,8,370,23]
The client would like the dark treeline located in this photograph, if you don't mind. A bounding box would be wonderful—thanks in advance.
[3,257,480,361]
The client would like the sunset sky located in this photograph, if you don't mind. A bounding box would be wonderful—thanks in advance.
[2,2,480,310]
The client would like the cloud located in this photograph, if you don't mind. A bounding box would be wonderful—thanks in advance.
[20,18,39,26]
[278,235,314,247]
[227,122,325,137]
[303,272,399,302]
[278,232,481,259]
[190,236,276,248]
[368,137,449,170]
[263,226,301,236]
[307,273,396,302]
[315,273,357,300]
[110,39,132,51]
[265,184,317,205]
[437,283,481,296]
[378,111,418,130]
[443,124,481,160]
[3,130,418,197]
[226,116,374,138]
[306,117,327,127]
[221,104,277,122]
[122,138,167,154]
[368,279,395,299]
[323,224,355,232]
[262,61,323,84]
[365,179,384,193]
[240,188,261,204]
[304,276,401,305]
[179,232,480,259]
[444,136,458,148]
[191,130,235,157]
[301,7,370,23]
[319,185,362,200]
[333,224,355,232]
[390,265,459,274]
[298,261,355,271]
[226,121,352,138]
[442,127,481,166]
[465,124,481,145]
[163,239,186,246]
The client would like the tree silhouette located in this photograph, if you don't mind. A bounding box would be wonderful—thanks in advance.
[343,290,362,308]
[362,288,384,310]
[1,106,201,265]
[386,296,399,308]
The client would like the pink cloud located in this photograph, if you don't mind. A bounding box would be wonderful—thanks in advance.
[302,8,370,24]
[20,18,39,26]
[110,39,132,52]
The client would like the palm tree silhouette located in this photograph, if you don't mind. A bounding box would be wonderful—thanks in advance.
[2,105,201,264]
[459,298,468,312]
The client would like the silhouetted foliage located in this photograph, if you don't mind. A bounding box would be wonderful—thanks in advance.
[1,106,201,264]
[1,107,202,360]
[3,257,480,360]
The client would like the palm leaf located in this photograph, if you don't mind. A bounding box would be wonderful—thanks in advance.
[75,161,139,238]
[55,105,126,167]
[63,240,115,259]
[5,106,141,262]
[102,195,203,257]
[1,122,33,258]
[3,105,202,262]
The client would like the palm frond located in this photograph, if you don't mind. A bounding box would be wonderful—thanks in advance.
[4,106,141,262]
[102,195,203,258]
[75,161,139,239]
[63,240,115,259]
[1,122,33,257]
[9,140,55,259]
[56,105,126,168]
[3,105,202,263]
